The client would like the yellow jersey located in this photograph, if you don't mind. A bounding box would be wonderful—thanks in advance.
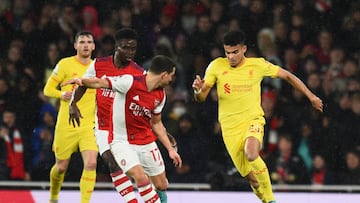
[44,56,96,130]
[204,57,280,128]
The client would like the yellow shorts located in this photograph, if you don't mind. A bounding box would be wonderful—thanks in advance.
[53,126,98,160]
[222,117,265,177]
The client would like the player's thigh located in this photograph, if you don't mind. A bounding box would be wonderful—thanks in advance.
[110,142,141,173]
[53,128,80,160]
[135,142,165,177]
[78,127,98,152]
[95,129,110,155]
[223,122,249,177]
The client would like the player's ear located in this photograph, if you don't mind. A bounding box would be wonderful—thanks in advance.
[242,45,247,53]
[160,71,168,79]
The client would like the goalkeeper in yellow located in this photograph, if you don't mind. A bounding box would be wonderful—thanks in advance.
[192,30,323,203]
[43,31,97,203]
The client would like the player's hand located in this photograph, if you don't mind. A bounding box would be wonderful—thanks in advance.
[61,91,73,101]
[167,132,178,152]
[169,149,182,168]
[69,102,83,127]
[310,95,323,112]
[61,78,83,87]
[192,75,204,92]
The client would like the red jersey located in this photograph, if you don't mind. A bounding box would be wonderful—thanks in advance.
[84,56,144,131]
[105,74,166,145]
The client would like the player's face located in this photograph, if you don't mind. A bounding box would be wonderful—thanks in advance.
[74,35,95,58]
[114,39,137,62]
[224,44,247,67]
[159,67,176,88]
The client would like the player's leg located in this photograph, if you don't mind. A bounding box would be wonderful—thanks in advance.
[49,159,70,203]
[79,128,98,203]
[149,172,168,203]
[138,142,168,203]
[244,121,275,203]
[80,150,98,203]
[102,150,138,203]
[111,142,160,203]
[96,130,138,202]
[49,129,77,203]
[127,165,161,203]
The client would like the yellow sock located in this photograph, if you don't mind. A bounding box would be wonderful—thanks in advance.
[250,184,265,203]
[49,165,65,201]
[249,157,275,202]
[80,169,96,203]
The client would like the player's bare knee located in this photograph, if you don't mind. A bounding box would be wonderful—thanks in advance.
[133,174,149,185]
[153,177,168,191]
[56,164,67,173]
[83,159,97,170]
[153,181,168,191]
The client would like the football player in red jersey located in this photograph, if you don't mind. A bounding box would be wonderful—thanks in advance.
[65,55,182,203]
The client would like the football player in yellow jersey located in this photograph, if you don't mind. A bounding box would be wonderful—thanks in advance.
[43,31,97,203]
[192,30,323,203]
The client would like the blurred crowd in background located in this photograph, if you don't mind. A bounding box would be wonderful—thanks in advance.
[0,0,360,189]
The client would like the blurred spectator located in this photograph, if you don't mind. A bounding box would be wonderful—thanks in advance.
[339,149,360,185]
[14,16,44,75]
[95,34,115,57]
[209,0,227,28]
[296,122,316,173]
[297,55,321,81]
[342,58,359,79]
[266,133,310,184]
[179,1,197,35]
[173,32,194,87]
[142,36,187,93]
[273,21,289,56]
[163,99,189,136]
[80,5,103,40]
[288,27,305,52]
[57,3,79,42]
[0,77,16,116]
[315,30,333,68]
[261,89,283,159]
[114,5,134,29]
[167,114,207,183]
[337,2,360,53]
[187,14,215,57]
[43,42,60,85]
[0,108,30,180]
[336,92,360,156]
[311,154,335,185]
[327,45,346,79]
[30,104,56,181]
[37,2,62,45]
[12,74,42,140]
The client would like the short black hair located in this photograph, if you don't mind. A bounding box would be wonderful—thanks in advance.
[149,55,176,74]
[74,31,94,42]
[114,28,138,42]
[223,30,246,46]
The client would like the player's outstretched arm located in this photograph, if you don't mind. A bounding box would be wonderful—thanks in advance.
[61,77,110,89]
[277,68,323,112]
